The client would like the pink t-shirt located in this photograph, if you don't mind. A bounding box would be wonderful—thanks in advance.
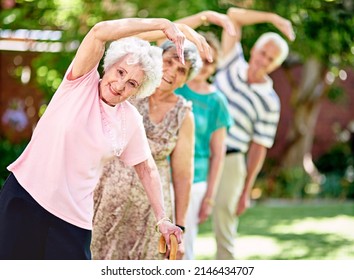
[8,62,151,230]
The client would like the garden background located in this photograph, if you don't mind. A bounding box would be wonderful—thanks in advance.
[0,0,353,260]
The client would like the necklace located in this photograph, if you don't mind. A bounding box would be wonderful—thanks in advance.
[100,102,126,157]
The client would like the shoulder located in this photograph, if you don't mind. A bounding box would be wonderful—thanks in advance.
[123,100,144,121]
[218,42,245,70]
[176,94,192,111]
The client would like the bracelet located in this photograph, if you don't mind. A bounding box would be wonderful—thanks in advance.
[200,15,209,26]
[205,198,214,206]
[155,217,171,233]
[176,224,185,233]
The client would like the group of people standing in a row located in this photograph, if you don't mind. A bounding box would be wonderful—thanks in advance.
[0,6,295,260]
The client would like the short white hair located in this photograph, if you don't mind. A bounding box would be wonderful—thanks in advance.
[159,39,202,81]
[103,37,163,99]
[254,32,289,66]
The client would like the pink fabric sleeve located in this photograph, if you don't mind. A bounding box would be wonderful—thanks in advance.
[120,116,151,166]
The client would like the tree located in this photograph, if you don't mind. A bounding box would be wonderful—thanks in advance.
[246,0,353,182]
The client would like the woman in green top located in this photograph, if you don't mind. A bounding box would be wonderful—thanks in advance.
[174,32,234,260]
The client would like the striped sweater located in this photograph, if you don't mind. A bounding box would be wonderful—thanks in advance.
[214,43,280,153]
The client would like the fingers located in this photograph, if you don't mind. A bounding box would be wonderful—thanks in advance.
[175,37,185,65]
[287,26,296,41]
[197,36,213,63]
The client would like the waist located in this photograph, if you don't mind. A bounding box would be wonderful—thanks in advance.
[226,147,242,154]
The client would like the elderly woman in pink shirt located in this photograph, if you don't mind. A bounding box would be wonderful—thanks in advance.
[0,17,210,260]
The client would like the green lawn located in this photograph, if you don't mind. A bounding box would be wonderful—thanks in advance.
[196,200,354,260]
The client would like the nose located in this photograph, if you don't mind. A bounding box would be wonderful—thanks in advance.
[111,81,125,92]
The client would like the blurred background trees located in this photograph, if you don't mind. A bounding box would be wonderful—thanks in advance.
[1,0,353,199]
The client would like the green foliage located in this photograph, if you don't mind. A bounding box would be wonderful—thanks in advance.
[0,138,27,188]
[315,137,354,199]
[251,0,354,68]
[255,167,312,199]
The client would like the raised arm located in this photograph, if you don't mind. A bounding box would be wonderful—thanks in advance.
[72,18,186,79]
[222,7,295,56]
[138,23,213,63]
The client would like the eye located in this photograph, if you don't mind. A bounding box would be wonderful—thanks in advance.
[178,68,187,74]
[128,80,138,88]
[165,59,172,66]
[117,69,124,75]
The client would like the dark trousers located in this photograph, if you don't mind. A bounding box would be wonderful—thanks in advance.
[0,173,92,260]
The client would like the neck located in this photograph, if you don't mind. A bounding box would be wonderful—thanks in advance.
[152,88,175,101]
[187,80,213,94]
[247,68,267,84]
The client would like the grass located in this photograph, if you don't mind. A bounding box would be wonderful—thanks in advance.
[195,199,354,260]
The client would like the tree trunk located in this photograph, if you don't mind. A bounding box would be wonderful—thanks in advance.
[281,57,327,175]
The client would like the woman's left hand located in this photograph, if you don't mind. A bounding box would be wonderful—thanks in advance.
[158,220,183,258]
[162,22,186,64]
[198,198,213,224]
[175,23,213,63]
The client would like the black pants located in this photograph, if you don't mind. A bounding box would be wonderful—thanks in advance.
[0,173,91,260]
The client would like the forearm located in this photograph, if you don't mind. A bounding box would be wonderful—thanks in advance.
[134,157,166,221]
[174,11,211,29]
[92,18,171,43]
[242,143,267,197]
[227,7,275,27]
[205,152,225,201]
[172,174,192,226]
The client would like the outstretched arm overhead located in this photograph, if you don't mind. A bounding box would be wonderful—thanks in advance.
[222,7,295,57]
[138,22,213,63]
[72,18,186,79]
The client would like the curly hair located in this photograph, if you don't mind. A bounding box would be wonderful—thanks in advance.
[103,37,163,99]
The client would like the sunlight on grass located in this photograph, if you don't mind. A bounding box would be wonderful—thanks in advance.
[234,236,281,259]
[195,201,354,260]
[270,216,354,238]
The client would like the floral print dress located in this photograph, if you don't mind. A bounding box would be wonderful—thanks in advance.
[91,95,191,260]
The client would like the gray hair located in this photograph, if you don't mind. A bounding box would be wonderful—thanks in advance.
[254,32,289,66]
[159,39,202,81]
[103,37,163,99]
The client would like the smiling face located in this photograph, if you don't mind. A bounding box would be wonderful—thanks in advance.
[248,40,281,81]
[159,48,192,92]
[99,55,145,106]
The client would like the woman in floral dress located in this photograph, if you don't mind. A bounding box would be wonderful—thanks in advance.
[91,39,203,260]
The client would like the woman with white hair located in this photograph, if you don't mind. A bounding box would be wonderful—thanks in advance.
[91,39,203,260]
[0,17,206,260]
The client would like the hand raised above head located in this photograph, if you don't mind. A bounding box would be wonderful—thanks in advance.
[272,14,296,41]
[202,11,237,37]
[162,22,186,64]
[174,23,213,63]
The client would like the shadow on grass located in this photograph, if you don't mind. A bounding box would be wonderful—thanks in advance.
[197,200,354,260]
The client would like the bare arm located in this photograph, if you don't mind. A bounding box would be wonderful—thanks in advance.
[138,23,213,63]
[134,154,182,246]
[170,110,195,228]
[72,18,185,79]
[174,11,236,37]
[199,127,227,224]
[222,7,295,57]
[236,141,267,216]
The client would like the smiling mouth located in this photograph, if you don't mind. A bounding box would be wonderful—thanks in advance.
[109,85,121,96]
[162,77,172,84]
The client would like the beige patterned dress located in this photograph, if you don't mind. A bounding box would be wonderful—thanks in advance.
[91,95,191,260]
